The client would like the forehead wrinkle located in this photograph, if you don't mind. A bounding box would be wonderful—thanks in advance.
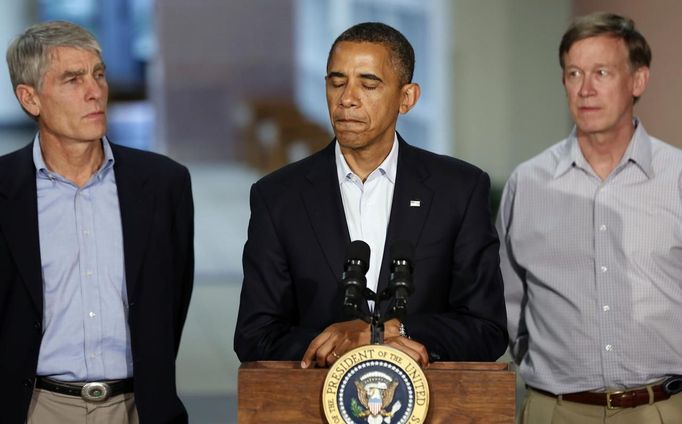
[54,60,106,81]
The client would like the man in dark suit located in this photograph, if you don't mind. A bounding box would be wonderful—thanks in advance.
[0,21,193,423]
[234,22,506,368]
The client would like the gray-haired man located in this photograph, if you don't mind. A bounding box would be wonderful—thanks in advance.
[0,21,193,423]
[498,12,682,424]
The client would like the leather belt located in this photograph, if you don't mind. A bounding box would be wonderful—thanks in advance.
[531,385,670,409]
[36,377,134,402]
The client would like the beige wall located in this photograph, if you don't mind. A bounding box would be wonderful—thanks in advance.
[574,0,682,148]
[152,1,681,174]
[154,0,295,161]
[451,0,573,184]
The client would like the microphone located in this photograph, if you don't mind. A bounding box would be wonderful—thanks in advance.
[341,240,370,318]
[388,240,415,319]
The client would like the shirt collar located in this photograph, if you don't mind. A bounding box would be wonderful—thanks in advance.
[553,119,654,179]
[626,120,654,178]
[33,134,116,182]
[335,133,399,185]
[553,127,581,179]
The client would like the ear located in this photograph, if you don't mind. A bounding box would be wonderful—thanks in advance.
[632,66,650,98]
[399,83,421,114]
[15,84,41,117]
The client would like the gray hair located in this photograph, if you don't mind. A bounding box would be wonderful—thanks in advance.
[559,12,651,72]
[6,20,102,91]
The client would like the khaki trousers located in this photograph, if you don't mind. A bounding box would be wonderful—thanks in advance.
[27,388,139,424]
[520,386,682,424]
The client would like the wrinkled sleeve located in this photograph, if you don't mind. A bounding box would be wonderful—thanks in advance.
[495,172,528,364]
[233,183,318,362]
[403,171,509,361]
[173,167,194,355]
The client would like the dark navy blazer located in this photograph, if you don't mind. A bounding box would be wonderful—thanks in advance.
[235,135,507,363]
[0,142,194,423]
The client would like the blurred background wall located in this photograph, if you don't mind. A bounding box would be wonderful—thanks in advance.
[0,1,679,422]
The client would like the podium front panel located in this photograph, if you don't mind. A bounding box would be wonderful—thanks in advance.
[238,361,515,423]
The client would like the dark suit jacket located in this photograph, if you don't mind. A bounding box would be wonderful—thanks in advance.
[0,142,194,424]
[234,136,507,362]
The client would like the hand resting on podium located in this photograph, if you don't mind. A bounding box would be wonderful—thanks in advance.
[300,318,429,369]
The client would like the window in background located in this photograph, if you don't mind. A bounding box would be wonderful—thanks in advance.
[294,0,452,154]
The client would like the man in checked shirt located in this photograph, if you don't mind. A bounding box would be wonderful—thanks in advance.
[498,12,682,424]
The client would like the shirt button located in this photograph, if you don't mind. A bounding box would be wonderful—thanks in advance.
[33,321,41,330]
[599,224,607,232]
[601,266,608,273]
[603,305,610,312]
[88,312,96,318]
[605,344,614,351]
[86,271,93,277]
[83,230,90,236]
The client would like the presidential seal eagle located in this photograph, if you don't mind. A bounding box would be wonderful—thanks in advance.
[354,371,402,424]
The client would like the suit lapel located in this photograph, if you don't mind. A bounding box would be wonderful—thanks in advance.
[0,144,43,315]
[301,142,353,302]
[377,137,434,312]
[111,144,155,301]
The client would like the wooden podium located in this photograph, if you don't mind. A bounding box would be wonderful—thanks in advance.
[238,361,515,423]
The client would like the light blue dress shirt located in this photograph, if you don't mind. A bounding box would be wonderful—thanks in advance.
[33,135,133,381]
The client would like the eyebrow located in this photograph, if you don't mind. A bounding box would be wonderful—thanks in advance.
[59,63,106,80]
[326,71,383,83]
[565,62,613,69]
[60,69,86,80]
[359,73,383,83]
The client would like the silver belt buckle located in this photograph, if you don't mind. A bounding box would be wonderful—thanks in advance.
[81,382,111,402]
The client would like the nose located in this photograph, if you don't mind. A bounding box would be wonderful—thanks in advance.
[85,75,106,101]
[339,83,360,108]
[578,74,595,97]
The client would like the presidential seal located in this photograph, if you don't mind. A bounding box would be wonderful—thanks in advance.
[322,345,429,424]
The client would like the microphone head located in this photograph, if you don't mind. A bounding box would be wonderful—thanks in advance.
[347,240,370,273]
[390,240,414,264]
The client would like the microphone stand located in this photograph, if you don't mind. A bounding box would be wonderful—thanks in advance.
[343,242,414,346]
[370,313,384,345]
[354,287,401,345]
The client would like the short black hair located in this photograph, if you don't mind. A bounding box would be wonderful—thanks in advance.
[327,22,415,85]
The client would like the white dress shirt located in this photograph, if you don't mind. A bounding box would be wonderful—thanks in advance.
[335,135,399,310]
